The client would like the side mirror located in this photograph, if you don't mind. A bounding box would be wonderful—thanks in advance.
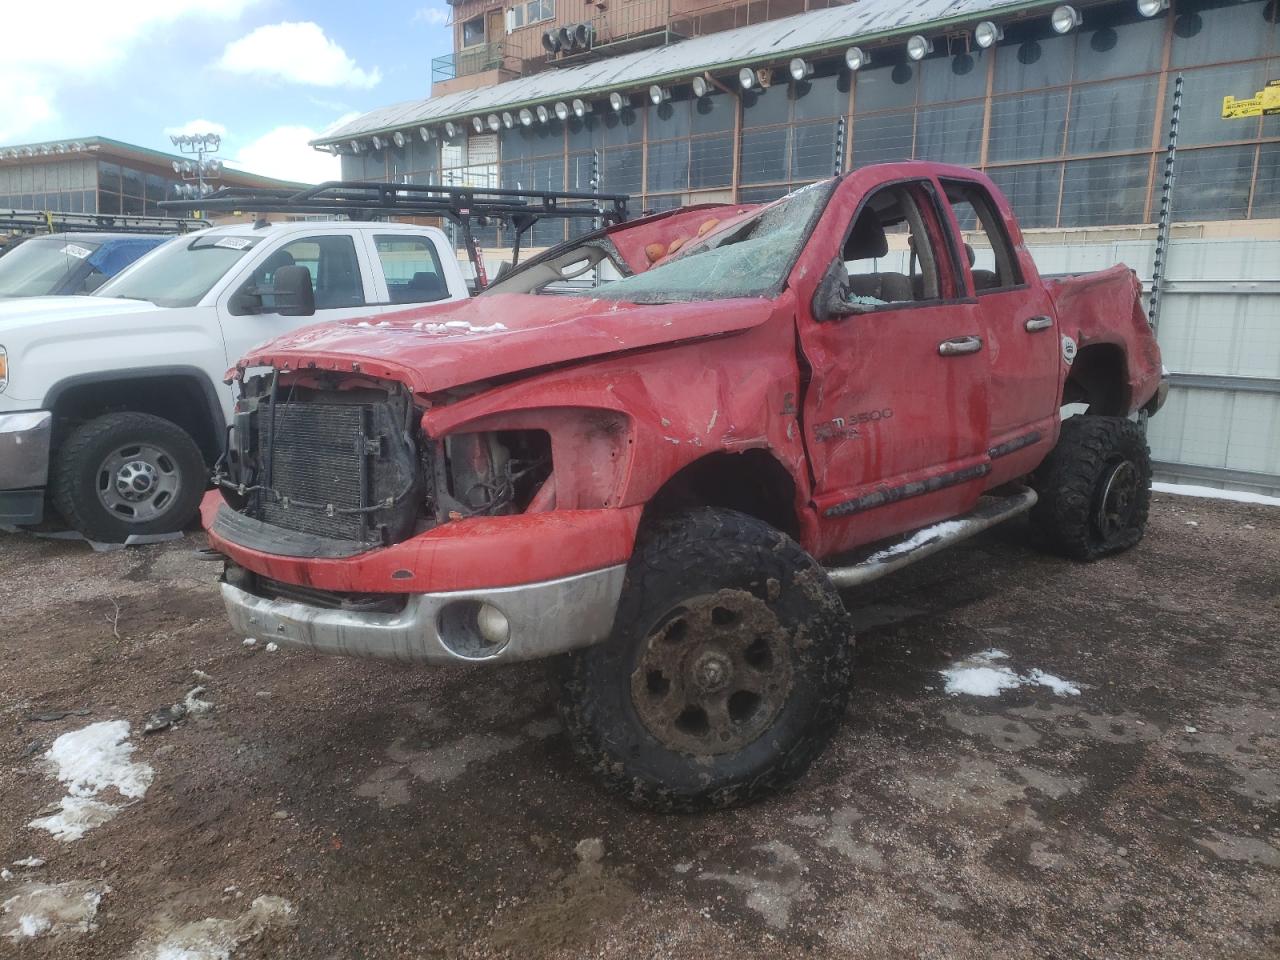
[811,258,875,322]
[266,265,315,317]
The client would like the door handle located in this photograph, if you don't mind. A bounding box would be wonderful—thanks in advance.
[1025,316,1053,332]
[938,335,983,357]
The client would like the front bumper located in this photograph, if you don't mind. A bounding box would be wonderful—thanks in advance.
[0,411,52,525]
[221,564,627,664]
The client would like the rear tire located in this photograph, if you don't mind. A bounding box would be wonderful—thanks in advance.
[52,412,207,542]
[557,508,854,812]
[1031,415,1151,561]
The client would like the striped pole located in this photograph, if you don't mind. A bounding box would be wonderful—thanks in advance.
[1149,73,1182,334]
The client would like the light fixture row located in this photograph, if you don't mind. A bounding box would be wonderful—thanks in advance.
[340,0,1166,154]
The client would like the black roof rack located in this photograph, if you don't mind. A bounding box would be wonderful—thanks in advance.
[159,179,630,288]
[0,209,209,237]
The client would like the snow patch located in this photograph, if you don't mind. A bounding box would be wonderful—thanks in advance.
[866,520,967,563]
[43,721,153,799]
[128,895,293,960]
[30,796,122,843]
[1152,481,1280,507]
[409,319,507,335]
[30,721,152,842]
[941,650,1080,698]
[2,880,106,941]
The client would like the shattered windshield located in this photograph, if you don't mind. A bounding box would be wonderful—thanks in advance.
[570,181,834,304]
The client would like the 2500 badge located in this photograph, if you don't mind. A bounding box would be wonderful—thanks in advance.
[813,408,894,442]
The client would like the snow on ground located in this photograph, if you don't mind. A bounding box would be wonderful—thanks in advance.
[942,650,1081,697]
[866,520,968,563]
[128,895,293,960]
[1152,482,1280,507]
[29,797,122,843]
[28,721,153,842]
[1,880,107,942]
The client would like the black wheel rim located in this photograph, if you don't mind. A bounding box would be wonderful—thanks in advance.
[1094,459,1139,541]
[630,588,794,757]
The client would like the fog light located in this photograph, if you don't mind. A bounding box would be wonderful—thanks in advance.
[476,603,510,646]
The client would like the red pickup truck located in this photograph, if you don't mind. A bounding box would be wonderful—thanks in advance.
[202,162,1166,811]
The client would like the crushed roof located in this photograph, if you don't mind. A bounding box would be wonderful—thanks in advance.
[315,0,1053,144]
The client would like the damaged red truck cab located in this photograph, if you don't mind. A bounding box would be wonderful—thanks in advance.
[203,162,1166,810]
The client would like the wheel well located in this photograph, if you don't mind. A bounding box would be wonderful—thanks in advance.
[49,374,224,465]
[642,449,800,539]
[1063,344,1130,416]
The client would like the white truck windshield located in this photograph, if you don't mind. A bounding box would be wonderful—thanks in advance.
[96,235,259,308]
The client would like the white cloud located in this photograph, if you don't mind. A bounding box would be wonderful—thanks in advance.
[230,125,343,185]
[414,6,452,26]
[0,0,260,143]
[218,22,382,89]
[164,119,229,138]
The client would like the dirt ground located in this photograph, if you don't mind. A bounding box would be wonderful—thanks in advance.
[1,492,1277,959]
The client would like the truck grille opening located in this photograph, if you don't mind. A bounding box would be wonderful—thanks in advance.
[253,574,407,614]
[232,379,423,549]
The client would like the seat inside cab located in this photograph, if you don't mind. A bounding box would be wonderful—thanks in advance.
[840,187,940,306]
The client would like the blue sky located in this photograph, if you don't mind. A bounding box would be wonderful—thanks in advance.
[1,1,454,182]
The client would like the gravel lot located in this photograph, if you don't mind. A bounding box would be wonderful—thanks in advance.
[1,492,1277,959]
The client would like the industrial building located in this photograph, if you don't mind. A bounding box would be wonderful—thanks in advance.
[0,136,300,217]
[314,0,1278,247]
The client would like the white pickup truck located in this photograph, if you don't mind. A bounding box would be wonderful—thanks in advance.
[0,219,467,540]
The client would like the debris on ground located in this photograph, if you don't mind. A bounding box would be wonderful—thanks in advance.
[30,708,91,723]
[143,704,186,735]
[12,859,46,870]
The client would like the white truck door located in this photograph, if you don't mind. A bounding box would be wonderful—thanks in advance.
[216,233,381,370]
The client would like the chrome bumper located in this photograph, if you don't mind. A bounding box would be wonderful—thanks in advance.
[221,565,627,664]
[0,411,52,489]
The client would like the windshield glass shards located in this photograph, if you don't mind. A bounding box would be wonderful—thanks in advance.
[567,181,834,304]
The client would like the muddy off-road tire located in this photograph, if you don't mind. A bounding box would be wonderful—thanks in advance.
[1031,415,1152,561]
[52,412,207,543]
[558,508,854,812]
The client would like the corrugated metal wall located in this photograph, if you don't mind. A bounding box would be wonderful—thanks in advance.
[1028,238,1280,498]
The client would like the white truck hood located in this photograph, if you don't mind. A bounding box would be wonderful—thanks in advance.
[0,295,162,329]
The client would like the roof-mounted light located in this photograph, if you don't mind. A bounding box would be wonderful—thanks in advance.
[974,20,1003,48]
[844,46,869,71]
[554,101,570,120]
[571,98,591,117]
[789,58,814,81]
[519,108,534,127]
[502,111,515,129]
[649,84,670,105]
[536,104,550,123]
[1051,4,1082,33]
[738,66,756,90]
[392,131,406,147]
[609,91,625,111]
[1136,0,1168,16]
[906,35,932,61]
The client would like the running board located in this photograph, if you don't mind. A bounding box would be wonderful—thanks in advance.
[824,486,1038,589]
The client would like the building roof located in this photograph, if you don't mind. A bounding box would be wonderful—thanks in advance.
[0,135,305,189]
[315,0,1055,145]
